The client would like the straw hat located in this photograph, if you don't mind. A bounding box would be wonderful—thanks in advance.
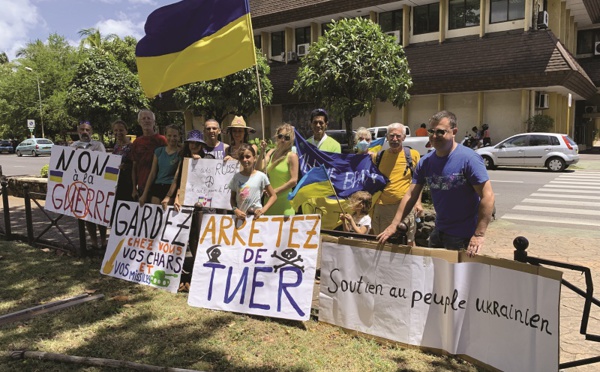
[227,116,256,133]
[185,130,206,144]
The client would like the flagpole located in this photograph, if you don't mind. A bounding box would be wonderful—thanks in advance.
[254,60,265,141]
[322,165,346,215]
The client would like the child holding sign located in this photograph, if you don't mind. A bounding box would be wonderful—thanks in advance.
[229,144,277,220]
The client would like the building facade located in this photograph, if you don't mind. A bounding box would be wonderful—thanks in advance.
[248,0,600,148]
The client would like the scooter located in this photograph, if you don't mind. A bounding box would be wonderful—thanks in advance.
[461,133,480,149]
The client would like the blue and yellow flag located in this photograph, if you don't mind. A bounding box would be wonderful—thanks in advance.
[136,0,256,97]
[288,165,334,210]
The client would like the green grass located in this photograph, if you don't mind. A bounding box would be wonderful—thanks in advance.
[0,240,480,372]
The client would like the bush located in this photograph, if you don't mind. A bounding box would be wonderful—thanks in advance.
[525,114,554,132]
[40,164,49,178]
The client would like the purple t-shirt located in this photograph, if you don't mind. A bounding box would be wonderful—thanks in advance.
[413,145,489,238]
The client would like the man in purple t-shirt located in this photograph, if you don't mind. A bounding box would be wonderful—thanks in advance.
[377,110,495,257]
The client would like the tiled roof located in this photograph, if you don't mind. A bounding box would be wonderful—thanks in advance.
[269,30,598,105]
[583,0,600,24]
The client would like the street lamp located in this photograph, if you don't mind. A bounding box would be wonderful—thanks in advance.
[24,67,45,138]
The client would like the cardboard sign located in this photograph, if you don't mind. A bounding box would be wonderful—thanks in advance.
[188,214,321,321]
[45,146,121,226]
[179,158,238,209]
[100,201,193,293]
[319,238,562,372]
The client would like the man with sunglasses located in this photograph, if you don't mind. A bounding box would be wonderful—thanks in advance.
[377,111,495,257]
[307,108,341,153]
[371,123,421,246]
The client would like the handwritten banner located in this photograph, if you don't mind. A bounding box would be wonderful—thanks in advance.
[180,158,238,209]
[100,201,193,293]
[319,240,561,372]
[188,214,321,321]
[45,146,121,226]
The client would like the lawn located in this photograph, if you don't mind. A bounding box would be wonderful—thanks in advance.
[0,240,479,372]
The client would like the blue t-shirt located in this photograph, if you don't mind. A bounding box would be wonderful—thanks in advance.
[413,145,489,238]
[154,147,181,185]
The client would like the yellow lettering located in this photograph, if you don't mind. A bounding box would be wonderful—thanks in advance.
[231,218,247,246]
[287,215,304,248]
[271,216,286,247]
[199,215,217,245]
[248,218,264,247]
[218,216,233,245]
[303,215,320,249]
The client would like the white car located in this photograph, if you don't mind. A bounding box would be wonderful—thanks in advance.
[368,126,432,156]
[476,132,579,172]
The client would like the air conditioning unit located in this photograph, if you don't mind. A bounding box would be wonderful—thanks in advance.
[385,30,401,43]
[536,92,549,109]
[595,41,600,56]
[297,43,310,56]
[585,105,597,114]
[537,11,549,29]
[287,51,297,62]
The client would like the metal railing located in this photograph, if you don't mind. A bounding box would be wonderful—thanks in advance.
[513,236,600,369]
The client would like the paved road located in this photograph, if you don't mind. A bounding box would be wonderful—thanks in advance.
[0,153,50,177]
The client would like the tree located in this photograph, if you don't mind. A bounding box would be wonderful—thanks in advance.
[173,49,273,123]
[526,114,554,132]
[290,18,412,144]
[65,49,148,141]
[0,52,8,64]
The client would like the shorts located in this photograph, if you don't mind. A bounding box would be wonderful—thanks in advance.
[372,203,416,244]
[150,183,172,200]
[428,228,471,250]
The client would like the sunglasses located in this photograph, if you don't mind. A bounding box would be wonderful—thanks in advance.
[277,134,291,141]
[427,128,451,137]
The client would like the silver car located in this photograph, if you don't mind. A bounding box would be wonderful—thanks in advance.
[475,133,578,172]
[15,138,54,157]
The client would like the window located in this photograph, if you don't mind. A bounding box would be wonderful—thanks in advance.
[448,0,480,29]
[379,9,403,35]
[321,22,333,36]
[295,26,311,45]
[577,29,600,55]
[254,35,261,50]
[490,0,525,24]
[271,31,285,57]
[414,3,439,35]
[503,135,527,147]
[528,135,551,146]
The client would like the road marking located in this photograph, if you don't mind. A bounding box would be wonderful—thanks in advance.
[558,176,600,180]
[513,205,600,216]
[521,198,600,207]
[490,180,523,183]
[539,188,600,194]
[530,193,596,200]
[542,184,600,190]
[502,214,600,227]
[549,181,600,185]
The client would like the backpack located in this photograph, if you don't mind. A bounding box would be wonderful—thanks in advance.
[375,147,414,177]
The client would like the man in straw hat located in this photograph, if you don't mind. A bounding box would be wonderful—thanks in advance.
[225,115,257,160]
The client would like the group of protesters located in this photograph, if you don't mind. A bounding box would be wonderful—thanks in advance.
[71,107,494,261]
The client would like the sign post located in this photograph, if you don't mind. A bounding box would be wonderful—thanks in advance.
[27,119,35,137]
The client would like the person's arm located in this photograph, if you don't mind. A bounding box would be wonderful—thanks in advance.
[254,184,277,218]
[131,161,139,200]
[231,191,246,219]
[467,180,495,257]
[256,144,271,172]
[139,154,158,206]
[273,152,298,194]
[377,183,424,244]
[342,214,368,234]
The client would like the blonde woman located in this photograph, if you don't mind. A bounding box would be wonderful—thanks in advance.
[259,123,299,216]
[354,127,374,155]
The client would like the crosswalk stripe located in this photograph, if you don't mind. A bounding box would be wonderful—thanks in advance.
[549,181,600,185]
[502,214,600,227]
[540,187,600,194]
[491,180,524,183]
[542,184,600,190]
[513,205,600,216]
[521,198,600,207]
[530,193,596,200]
[557,176,600,181]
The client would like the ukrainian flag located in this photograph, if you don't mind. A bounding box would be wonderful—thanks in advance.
[369,137,385,153]
[136,0,256,98]
[104,167,120,182]
[49,170,63,183]
[288,165,335,210]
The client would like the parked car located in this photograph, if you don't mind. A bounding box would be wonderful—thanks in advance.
[325,129,357,154]
[15,138,54,157]
[0,140,14,154]
[475,133,578,172]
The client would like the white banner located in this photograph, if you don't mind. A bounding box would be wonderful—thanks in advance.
[181,158,238,209]
[100,201,193,293]
[45,146,121,226]
[188,214,321,321]
[319,241,561,372]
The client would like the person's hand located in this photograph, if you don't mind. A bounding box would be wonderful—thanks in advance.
[173,195,181,212]
[467,236,484,257]
[138,193,147,206]
[234,208,246,219]
[223,155,233,161]
[260,140,267,151]
[161,196,170,211]
[377,224,397,244]
[414,204,424,217]
[340,213,351,222]
[132,189,139,201]
[253,208,265,219]
[191,154,201,159]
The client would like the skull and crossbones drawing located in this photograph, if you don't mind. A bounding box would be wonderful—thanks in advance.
[271,249,304,273]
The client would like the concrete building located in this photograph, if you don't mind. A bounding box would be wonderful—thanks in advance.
[248,0,600,149]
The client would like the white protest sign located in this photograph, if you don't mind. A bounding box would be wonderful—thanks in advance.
[319,241,561,372]
[180,158,238,209]
[100,201,193,293]
[188,214,321,321]
[45,146,121,226]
